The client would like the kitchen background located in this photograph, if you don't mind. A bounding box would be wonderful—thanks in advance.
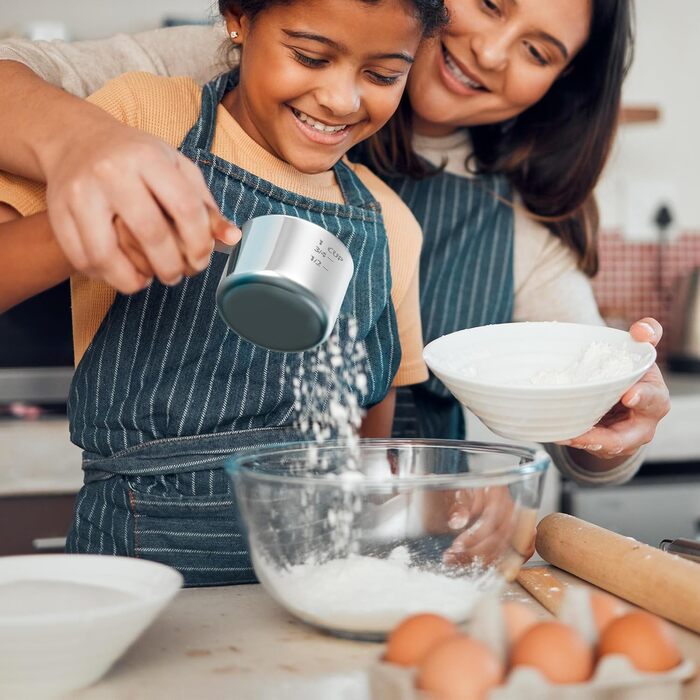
[0,1,699,554]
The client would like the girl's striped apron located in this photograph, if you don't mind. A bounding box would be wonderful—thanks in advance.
[65,71,401,586]
[383,169,515,439]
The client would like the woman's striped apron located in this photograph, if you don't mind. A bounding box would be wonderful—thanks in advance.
[383,169,515,439]
[65,71,401,585]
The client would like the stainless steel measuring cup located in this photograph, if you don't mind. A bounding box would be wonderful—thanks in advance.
[215,214,354,352]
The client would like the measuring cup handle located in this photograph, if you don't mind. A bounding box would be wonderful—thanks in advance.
[214,240,235,255]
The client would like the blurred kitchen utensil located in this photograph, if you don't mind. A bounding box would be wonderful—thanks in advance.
[516,566,566,615]
[667,267,700,373]
[659,538,700,565]
[535,513,700,634]
[216,214,354,352]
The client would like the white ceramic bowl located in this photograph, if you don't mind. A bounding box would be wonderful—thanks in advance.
[0,555,183,697]
[423,322,657,443]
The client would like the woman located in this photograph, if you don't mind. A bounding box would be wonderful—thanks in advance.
[0,0,669,488]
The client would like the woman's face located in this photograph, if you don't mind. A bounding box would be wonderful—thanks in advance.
[224,0,421,174]
[407,0,592,136]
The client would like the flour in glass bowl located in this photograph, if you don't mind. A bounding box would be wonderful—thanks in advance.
[527,341,642,386]
[255,546,497,634]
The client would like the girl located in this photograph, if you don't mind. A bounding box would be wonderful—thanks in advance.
[0,0,449,585]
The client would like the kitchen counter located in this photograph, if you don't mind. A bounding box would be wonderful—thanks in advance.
[0,417,81,497]
[73,568,700,699]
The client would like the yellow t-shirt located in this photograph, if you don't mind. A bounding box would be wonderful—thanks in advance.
[0,72,427,386]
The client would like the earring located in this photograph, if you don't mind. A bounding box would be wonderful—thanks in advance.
[230,31,239,41]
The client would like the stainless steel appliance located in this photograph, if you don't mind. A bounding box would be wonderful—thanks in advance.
[216,214,354,352]
[668,267,700,373]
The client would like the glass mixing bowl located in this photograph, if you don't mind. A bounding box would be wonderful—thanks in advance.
[227,439,549,640]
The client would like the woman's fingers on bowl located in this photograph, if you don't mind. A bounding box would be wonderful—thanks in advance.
[565,417,656,457]
[621,366,671,418]
[629,317,663,345]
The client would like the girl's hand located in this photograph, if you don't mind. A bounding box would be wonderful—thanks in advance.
[442,486,516,566]
[560,318,671,460]
[43,113,240,294]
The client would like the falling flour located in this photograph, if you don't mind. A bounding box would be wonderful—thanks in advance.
[527,341,641,386]
[290,317,367,461]
[256,546,497,634]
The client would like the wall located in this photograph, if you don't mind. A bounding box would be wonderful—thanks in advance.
[0,0,214,40]
[597,0,700,235]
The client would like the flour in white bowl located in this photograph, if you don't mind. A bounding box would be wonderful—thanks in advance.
[256,546,498,634]
[527,341,642,386]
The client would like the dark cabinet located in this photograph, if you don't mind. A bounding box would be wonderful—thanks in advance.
[0,493,76,555]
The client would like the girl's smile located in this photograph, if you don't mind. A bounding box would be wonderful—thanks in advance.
[290,106,356,146]
[222,0,422,174]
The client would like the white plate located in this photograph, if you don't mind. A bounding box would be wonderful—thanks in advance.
[0,554,182,697]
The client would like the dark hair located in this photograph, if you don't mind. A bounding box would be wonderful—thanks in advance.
[218,0,448,38]
[363,0,634,277]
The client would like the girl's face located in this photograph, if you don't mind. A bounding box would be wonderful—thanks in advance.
[407,0,592,136]
[224,0,422,174]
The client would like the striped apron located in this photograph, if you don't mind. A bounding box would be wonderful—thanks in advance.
[65,71,401,586]
[383,170,515,439]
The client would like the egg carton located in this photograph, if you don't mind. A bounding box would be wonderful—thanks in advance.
[369,656,696,700]
[369,587,696,700]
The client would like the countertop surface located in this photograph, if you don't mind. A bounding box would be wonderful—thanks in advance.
[72,568,700,700]
[0,417,82,497]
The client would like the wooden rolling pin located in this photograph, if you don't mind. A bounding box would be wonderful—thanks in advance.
[535,513,700,634]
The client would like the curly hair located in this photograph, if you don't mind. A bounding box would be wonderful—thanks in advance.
[218,0,448,38]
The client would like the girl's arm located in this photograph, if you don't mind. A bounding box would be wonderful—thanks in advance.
[0,205,72,313]
[360,389,397,439]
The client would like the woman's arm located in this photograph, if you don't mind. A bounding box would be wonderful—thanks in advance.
[0,25,225,178]
[0,205,72,312]
[0,63,239,295]
[0,26,226,99]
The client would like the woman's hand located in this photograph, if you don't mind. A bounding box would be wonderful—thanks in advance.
[42,111,240,294]
[560,318,671,461]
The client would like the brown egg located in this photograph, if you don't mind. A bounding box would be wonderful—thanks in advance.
[598,611,682,672]
[417,636,504,700]
[511,621,594,684]
[384,613,460,667]
[502,601,538,646]
[589,591,626,634]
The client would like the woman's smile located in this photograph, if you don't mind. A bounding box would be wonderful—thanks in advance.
[439,42,490,96]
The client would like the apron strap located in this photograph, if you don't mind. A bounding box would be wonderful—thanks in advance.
[181,70,239,153]
[332,158,380,210]
[81,426,308,481]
